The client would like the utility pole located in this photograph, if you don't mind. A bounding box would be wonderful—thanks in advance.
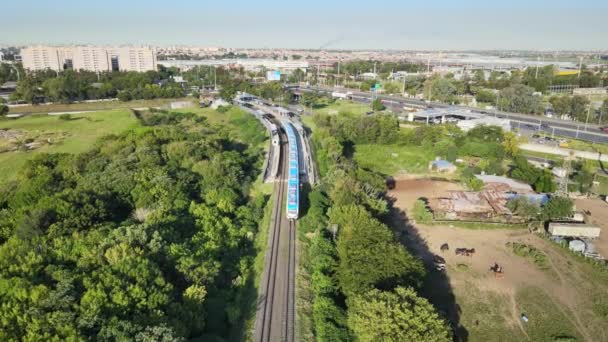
[584,103,591,131]
[535,56,540,79]
[214,66,217,90]
[578,56,584,78]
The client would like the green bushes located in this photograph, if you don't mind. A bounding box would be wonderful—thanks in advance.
[507,242,549,270]
[413,199,433,223]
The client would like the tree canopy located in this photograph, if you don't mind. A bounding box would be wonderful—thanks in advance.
[348,287,451,342]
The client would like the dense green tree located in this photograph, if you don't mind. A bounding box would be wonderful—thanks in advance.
[534,169,557,193]
[498,84,541,114]
[541,197,573,221]
[424,77,458,103]
[570,95,590,123]
[301,91,321,109]
[348,287,451,342]
[549,96,571,119]
[475,89,497,104]
[510,156,542,185]
[330,205,425,296]
[371,98,385,111]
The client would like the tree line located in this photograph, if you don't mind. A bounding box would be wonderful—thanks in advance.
[299,112,452,341]
[0,108,268,340]
[8,67,185,104]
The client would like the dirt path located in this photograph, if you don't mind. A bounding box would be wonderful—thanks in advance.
[509,294,529,340]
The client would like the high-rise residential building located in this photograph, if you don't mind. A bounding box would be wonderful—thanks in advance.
[21,46,157,72]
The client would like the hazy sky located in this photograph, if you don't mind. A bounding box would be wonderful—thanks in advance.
[2,0,607,50]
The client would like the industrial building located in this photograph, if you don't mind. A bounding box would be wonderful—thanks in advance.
[406,107,483,124]
[158,59,308,73]
[21,46,157,72]
[406,107,511,133]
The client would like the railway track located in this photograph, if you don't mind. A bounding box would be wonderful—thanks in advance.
[254,128,296,342]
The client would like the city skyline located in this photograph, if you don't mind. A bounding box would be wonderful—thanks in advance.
[2,0,607,51]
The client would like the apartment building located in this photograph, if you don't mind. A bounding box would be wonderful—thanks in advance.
[21,46,157,72]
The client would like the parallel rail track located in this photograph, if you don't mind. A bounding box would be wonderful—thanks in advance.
[255,127,296,342]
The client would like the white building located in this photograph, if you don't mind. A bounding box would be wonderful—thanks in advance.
[21,46,157,72]
[548,223,601,239]
[457,116,511,132]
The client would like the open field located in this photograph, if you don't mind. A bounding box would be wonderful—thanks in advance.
[8,98,195,114]
[0,110,139,183]
[312,99,371,116]
[354,144,436,175]
[388,177,608,342]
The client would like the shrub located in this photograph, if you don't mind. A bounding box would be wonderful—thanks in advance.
[506,242,548,270]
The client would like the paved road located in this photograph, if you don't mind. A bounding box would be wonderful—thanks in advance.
[254,126,296,342]
[520,143,608,162]
[295,85,608,144]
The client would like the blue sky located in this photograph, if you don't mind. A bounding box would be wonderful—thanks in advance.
[2,0,607,50]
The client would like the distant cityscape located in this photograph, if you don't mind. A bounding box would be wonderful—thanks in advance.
[4,45,607,75]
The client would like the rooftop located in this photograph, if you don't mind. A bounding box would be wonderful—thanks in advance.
[475,174,534,194]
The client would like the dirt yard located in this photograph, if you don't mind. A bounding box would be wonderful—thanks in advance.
[574,198,608,257]
[388,177,608,342]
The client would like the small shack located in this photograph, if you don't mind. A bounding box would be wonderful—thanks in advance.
[548,223,601,239]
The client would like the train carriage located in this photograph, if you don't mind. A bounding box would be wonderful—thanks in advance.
[283,121,299,220]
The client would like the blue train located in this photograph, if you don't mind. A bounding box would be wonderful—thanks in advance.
[283,121,299,220]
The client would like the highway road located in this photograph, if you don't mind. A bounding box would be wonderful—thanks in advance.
[295,85,608,144]
[253,125,296,342]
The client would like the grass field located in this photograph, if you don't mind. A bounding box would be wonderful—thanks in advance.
[9,98,194,115]
[354,144,435,175]
[0,110,139,183]
[312,99,371,116]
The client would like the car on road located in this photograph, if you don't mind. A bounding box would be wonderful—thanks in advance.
[600,127,608,133]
